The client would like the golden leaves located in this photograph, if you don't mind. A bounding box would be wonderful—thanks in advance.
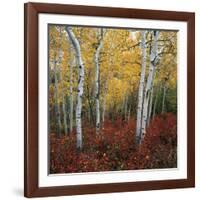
[48,25,177,110]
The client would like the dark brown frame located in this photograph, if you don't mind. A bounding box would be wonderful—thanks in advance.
[24,2,195,198]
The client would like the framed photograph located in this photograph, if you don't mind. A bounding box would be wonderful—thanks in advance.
[24,2,195,197]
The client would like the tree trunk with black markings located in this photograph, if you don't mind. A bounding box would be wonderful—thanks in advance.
[94,28,104,134]
[66,27,84,150]
[141,31,159,140]
[135,31,147,144]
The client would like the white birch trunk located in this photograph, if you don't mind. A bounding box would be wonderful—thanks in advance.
[94,29,104,134]
[141,31,159,140]
[69,44,74,133]
[66,27,84,150]
[135,31,147,144]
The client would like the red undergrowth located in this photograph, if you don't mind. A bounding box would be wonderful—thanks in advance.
[50,113,177,174]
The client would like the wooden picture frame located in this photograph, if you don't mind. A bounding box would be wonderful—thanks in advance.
[24,2,195,197]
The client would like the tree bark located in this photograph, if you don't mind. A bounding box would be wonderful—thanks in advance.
[69,44,74,133]
[66,27,84,150]
[135,31,147,144]
[94,29,104,134]
[141,31,159,140]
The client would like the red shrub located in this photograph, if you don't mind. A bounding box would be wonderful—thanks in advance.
[50,113,177,174]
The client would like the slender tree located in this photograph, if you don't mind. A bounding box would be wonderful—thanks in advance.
[135,30,147,144]
[162,84,167,113]
[66,27,85,150]
[69,44,74,133]
[141,31,159,140]
[94,28,104,134]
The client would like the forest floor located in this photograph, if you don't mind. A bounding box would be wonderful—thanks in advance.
[50,113,177,174]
